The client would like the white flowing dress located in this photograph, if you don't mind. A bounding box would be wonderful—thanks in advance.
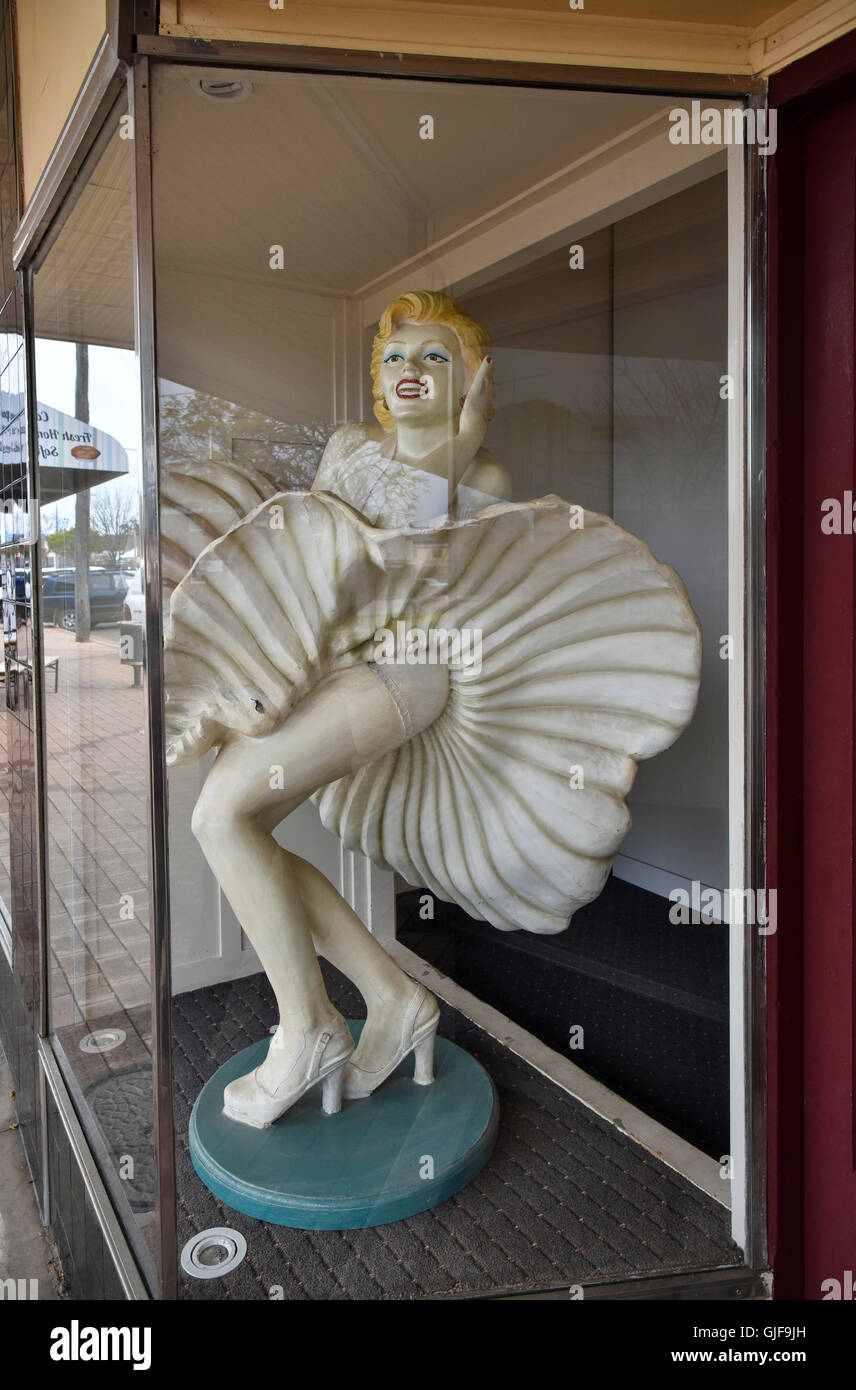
[163,430,702,935]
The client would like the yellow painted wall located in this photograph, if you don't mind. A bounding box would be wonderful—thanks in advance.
[15,0,108,204]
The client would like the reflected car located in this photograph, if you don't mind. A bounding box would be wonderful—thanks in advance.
[42,568,129,630]
[122,568,145,623]
[13,568,30,604]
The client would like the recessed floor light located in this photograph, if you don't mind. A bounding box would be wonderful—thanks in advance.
[79,1028,126,1054]
[181,1228,247,1279]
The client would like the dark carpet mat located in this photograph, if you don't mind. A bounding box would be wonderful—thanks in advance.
[172,965,739,1300]
[83,1066,156,1214]
[398,875,730,1158]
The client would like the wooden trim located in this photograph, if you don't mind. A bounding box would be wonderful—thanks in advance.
[160,2,756,76]
[751,0,856,77]
[157,0,856,79]
[135,34,764,97]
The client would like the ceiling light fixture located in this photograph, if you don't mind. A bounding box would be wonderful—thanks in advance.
[195,79,254,103]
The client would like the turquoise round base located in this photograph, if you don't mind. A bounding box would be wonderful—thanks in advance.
[189,1021,499,1230]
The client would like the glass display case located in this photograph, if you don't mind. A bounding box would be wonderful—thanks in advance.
[147,63,755,1296]
[5,39,767,1301]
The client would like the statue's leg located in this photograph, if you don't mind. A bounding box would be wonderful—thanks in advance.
[257,832,437,1079]
[190,661,448,1094]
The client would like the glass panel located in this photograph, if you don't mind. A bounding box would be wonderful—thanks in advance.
[33,121,156,1286]
[0,0,42,1192]
[153,65,738,1295]
[0,335,25,934]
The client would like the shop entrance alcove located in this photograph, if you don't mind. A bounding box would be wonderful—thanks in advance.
[8,43,764,1298]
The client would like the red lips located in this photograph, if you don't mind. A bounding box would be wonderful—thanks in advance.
[395,377,424,399]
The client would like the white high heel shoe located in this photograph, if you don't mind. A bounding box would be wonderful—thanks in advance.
[223,1020,355,1129]
[343,984,441,1100]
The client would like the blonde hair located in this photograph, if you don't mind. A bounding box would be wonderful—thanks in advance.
[370,290,492,431]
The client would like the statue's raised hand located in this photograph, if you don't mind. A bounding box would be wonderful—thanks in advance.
[453,355,493,473]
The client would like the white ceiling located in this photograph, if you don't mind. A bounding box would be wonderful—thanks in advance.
[150,67,668,297]
[33,133,134,350]
[31,65,721,421]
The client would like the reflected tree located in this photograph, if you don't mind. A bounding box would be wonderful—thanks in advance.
[159,386,334,491]
[74,343,91,642]
[90,487,139,567]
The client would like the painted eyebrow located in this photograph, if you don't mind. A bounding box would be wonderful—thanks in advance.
[383,339,452,352]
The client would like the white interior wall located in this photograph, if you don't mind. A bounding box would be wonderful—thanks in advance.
[466,180,729,903]
[611,191,729,898]
[156,268,345,425]
[161,271,349,992]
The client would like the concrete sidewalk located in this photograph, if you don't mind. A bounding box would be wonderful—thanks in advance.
[0,1044,65,1298]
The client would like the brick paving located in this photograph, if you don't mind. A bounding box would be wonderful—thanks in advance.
[1,625,152,1060]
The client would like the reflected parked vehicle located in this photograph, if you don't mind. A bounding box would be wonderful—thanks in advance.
[13,568,30,605]
[42,568,129,630]
[122,567,145,623]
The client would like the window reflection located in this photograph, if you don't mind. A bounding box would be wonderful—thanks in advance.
[33,125,156,1280]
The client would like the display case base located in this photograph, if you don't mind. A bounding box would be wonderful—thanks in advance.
[188,1021,499,1229]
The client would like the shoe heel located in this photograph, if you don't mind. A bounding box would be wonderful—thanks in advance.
[412,1023,438,1086]
[321,1059,348,1115]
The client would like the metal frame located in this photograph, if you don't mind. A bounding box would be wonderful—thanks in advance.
[47,1031,159,1293]
[37,1036,149,1299]
[14,50,175,1297]
[22,262,52,1224]
[0,905,11,965]
[20,76,166,1295]
[130,55,177,1301]
[12,19,770,1299]
[742,98,769,1277]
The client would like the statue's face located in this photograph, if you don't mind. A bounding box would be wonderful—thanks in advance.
[378,321,468,427]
